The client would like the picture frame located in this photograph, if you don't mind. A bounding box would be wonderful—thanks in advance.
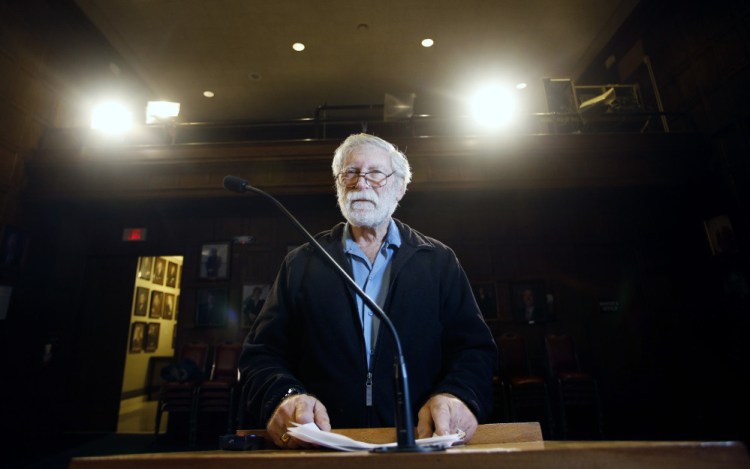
[152,257,167,285]
[510,280,553,324]
[133,286,149,317]
[0,225,28,270]
[149,290,164,319]
[0,285,11,320]
[199,242,230,280]
[163,292,176,320]
[137,256,153,281]
[129,321,146,353]
[145,322,160,352]
[471,282,498,321]
[241,283,270,328]
[704,214,738,256]
[196,287,229,326]
[166,261,180,288]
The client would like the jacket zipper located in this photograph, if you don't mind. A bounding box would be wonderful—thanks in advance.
[366,371,373,407]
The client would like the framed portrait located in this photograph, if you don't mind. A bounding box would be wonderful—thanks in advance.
[510,280,553,324]
[704,214,738,256]
[0,225,28,270]
[196,287,229,326]
[145,322,160,352]
[152,257,167,285]
[133,286,149,317]
[0,285,11,321]
[241,283,270,328]
[163,292,176,320]
[471,282,498,321]
[199,242,230,280]
[149,290,164,319]
[129,321,146,353]
[166,261,180,288]
[137,256,153,281]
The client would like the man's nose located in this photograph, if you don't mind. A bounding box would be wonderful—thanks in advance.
[353,174,370,189]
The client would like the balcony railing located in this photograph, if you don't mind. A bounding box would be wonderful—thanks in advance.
[39,108,696,151]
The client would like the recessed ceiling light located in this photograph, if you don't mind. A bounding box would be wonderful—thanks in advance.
[248,72,262,81]
[421,38,434,48]
[357,23,369,31]
[203,90,215,98]
[292,42,305,52]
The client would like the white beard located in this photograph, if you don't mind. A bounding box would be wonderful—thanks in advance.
[338,185,399,228]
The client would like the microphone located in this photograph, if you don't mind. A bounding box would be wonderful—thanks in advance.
[223,175,442,452]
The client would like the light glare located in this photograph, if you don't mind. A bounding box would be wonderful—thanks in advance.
[470,85,517,129]
[146,101,180,124]
[91,101,133,135]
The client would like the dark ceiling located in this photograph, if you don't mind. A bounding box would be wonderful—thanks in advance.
[72,0,641,125]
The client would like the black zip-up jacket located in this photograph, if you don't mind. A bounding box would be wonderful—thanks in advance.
[239,219,497,429]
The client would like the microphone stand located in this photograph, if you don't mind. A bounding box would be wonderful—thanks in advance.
[223,175,443,453]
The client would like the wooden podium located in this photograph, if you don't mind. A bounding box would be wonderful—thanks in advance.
[69,423,750,469]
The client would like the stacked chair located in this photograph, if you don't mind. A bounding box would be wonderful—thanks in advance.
[154,341,210,444]
[544,333,604,439]
[496,332,554,438]
[154,342,242,446]
[194,342,243,438]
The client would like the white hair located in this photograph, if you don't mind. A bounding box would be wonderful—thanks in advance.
[331,133,412,189]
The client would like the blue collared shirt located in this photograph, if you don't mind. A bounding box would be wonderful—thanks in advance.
[343,219,401,369]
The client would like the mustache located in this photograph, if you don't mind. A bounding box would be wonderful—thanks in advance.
[346,190,379,205]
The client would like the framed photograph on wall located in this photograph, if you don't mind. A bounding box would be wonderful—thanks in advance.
[137,256,153,281]
[149,290,164,319]
[133,287,149,317]
[0,225,28,270]
[199,242,230,280]
[196,287,229,326]
[152,257,167,285]
[163,292,176,320]
[241,283,270,328]
[704,214,738,256]
[510,280,553,324]
[145,322,160,352]
[471,282,498,321]
[129,321,146,353]
[166,261,180,288]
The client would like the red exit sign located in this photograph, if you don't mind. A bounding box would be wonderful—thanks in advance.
[122,228,148,241]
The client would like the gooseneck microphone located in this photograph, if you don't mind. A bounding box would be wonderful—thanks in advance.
[223,175,439,452]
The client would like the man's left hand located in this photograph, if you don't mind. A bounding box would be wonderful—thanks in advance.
[416,393,478,443]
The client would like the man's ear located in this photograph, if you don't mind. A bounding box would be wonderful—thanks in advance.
[396,183,406,201]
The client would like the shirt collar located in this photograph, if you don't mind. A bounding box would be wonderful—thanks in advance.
[343,219,402,253]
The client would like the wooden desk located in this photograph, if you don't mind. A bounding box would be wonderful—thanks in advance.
[69,423,750,469]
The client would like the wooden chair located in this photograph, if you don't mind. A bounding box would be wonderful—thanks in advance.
[544,333,604,439]
[497,333,554,437]
[154,341,209,444]
[194,342,243,438]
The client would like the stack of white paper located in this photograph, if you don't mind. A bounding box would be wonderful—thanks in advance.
[286,422,465,452]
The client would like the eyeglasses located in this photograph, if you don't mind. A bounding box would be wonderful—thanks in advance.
[338,169,395,188]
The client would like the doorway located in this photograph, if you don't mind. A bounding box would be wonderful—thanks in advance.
[118,255,183,433]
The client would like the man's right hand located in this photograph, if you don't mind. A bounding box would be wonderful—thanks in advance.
[267,394,331,448]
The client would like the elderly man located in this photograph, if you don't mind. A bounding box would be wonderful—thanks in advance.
[239,133,496,448]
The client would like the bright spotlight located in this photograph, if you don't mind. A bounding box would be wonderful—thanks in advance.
[470,84,518,129]
[91,101,133,135]
[146,101,180,124]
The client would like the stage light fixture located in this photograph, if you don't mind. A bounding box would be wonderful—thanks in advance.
[146,101,181,124]
[90,100,133,135]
